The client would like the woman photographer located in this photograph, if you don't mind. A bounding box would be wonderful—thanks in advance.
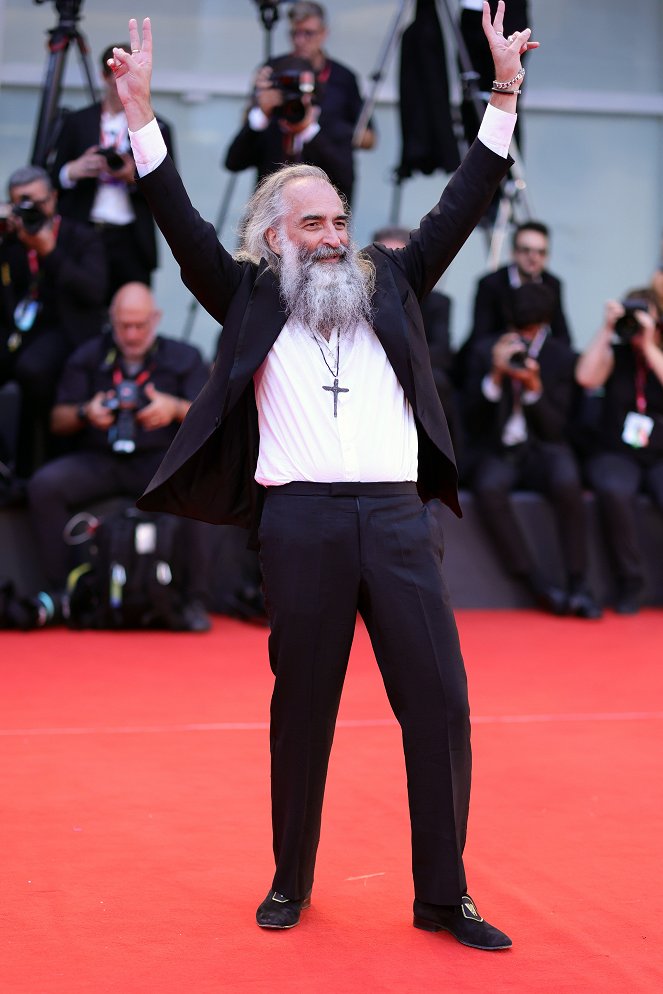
[576,289,663,613]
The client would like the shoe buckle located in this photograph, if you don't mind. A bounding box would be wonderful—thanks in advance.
[271,892,290,904]
[461,896,483,922]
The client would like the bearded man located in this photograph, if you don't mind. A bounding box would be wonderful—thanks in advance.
[110,3,537,950]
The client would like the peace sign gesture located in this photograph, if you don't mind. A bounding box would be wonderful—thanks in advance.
[482,1,539,86]
[107,17,155,132]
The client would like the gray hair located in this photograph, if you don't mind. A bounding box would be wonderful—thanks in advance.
[289,2,327,26]
[235,163,338,271]
[7,165,53,196]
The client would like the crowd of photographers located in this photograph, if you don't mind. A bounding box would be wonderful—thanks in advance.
[1,0,663,628]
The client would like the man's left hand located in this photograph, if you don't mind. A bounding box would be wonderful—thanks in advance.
[482,0,539,83]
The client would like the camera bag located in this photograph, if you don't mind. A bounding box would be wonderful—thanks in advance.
[65,506,190,630]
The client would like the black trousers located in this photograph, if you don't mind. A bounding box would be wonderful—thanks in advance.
[586,450,663,584]
[258,484,471,905]
[471,441,588,581]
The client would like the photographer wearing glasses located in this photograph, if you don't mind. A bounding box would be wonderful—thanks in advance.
[0,165,107,475]
[225,2,375,206]
[576,289,663,613]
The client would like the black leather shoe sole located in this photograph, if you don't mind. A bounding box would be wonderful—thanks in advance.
[256,890,311,929]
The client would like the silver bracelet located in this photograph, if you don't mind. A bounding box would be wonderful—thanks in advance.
[492,67,525,90]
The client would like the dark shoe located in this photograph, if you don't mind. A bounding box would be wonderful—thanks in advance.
[181,601,212,632]
[615,578,643,615]
[256,890,311,929]
[413,894,512,951]
[568,588,603,620]
[530,579,568,616]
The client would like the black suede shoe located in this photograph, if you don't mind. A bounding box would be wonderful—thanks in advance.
[256,890,311,929]
[413,894,512,950]
[568,588,603,620]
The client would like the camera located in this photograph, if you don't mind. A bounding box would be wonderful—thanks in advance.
[97,146,125,171]
[14,197,48,235]
[103,379,146,453]
[508,337,529,369]
[270,57,316,124]
[614,298,650,345]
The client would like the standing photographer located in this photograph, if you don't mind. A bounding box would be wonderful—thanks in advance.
[224,2,374,206]
[576,289,663,613]
[50,42,175,300]
[0,165,107,474]
[27,282,212,630]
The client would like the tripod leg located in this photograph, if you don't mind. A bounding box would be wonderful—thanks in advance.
[32,41,69,166]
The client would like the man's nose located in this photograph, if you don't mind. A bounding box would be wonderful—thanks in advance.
[320,224,342,247]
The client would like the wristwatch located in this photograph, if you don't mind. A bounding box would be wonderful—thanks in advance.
[76,403,89,423]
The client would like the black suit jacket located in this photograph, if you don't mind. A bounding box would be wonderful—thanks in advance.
[225,58,364,205]
[50,103,175,273]
[471,265,571,345]
[0,216,107,349]
[135,140,510,534]
[464,332,577,454]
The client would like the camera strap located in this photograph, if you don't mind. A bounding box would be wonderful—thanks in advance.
[112,364,152,390]
[634,356,648,415]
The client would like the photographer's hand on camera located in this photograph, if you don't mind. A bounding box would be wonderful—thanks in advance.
[254,66,284,118]
[491,332,542,394]
[135,382,189,431]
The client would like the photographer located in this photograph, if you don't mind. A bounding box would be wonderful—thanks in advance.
[26,282,212,630]
[0,165,107,474]
[224,2,374,206]
[50,42,175,300]
[576,289,663,613]
[464,282,601,617]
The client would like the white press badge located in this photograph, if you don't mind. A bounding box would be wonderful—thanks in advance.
[622,411,654,448]
[14,297,39,332]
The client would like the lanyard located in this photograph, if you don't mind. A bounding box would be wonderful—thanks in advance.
[634,356,648,415]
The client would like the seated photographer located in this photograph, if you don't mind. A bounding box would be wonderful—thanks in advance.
[224,1,375,206]
[50,42,175,300]
[576,289,663,614]
[26,282,212,630]
[464,282,601,618]
[0,165,107,476]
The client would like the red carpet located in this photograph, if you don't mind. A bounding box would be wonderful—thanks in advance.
[1,611,662,993]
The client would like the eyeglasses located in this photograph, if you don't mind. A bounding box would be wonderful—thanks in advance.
[515,245,547,256]
[291,28,321,39]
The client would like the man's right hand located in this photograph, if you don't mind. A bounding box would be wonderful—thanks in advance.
[66,146,109,183]
[254,66,284,118]
[108,17,154,132]
[85,391,116,430]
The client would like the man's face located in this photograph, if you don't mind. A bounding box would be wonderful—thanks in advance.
[9,179,56,219]
[290,16,327,63]
[513,229,549,279]
[111,298,160,363]
[267,177,349,263]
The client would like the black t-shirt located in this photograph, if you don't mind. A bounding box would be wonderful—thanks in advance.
[56,333,209,453]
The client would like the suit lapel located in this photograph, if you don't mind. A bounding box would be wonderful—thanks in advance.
[370,258,416,406]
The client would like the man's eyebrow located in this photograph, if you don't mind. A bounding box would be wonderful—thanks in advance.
[299,212,348,223]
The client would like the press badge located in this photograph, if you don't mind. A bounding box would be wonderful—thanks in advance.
[14,297,39,332]
[622,411,654,448]
[135,522,157,554]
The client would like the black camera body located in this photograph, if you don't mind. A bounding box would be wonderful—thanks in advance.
[97,146,125,171]
[614,298,650,345]
[103,379,146,453]
[270,57,316,124]
[13,197,48,235]
[509,337,529,369]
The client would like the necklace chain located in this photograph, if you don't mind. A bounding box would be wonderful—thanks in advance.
[313,329,340,378]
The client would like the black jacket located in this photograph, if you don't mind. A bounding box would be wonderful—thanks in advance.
[471,265,571,345]
[135,140,510,534]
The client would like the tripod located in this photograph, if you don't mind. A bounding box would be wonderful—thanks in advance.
[364,0,531,267]
[31,0,98,167]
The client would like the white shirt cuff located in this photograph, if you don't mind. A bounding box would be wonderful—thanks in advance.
[292,122,321,154]
[477,103,517,159]
[129,118,167,178]
[248,106,270,131]
[482,374,502,401]
[58,164,76,189]
[522,389,543,405]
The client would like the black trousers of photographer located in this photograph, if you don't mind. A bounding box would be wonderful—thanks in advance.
[27,450,210,601]
[258,484,471,907]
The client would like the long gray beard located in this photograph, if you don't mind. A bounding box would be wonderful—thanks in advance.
[278,237,373,337]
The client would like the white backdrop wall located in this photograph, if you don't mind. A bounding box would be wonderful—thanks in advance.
[1,0,662,360]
